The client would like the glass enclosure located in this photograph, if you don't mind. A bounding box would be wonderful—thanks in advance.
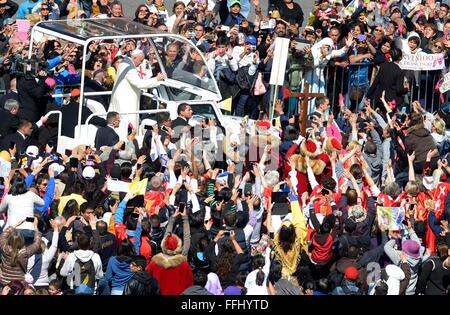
[32,18,220,99]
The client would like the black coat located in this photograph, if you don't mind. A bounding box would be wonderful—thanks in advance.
[84,79,110,111]
[123,272,160,295]
[16,75,47,122]
[60,100,107,138]
[171,116,190,143]
[94,126,119,149]
[0,131,30,159]
[0,108,19,139]
[366,61,408,112]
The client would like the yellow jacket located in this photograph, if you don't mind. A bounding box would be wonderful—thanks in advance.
[272,195,308,278]
[57,194,87,216]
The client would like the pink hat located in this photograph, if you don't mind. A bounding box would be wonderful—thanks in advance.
[402,240,420,258]
[45,77,56,87]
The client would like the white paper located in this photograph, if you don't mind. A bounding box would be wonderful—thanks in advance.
[107,179,130,193]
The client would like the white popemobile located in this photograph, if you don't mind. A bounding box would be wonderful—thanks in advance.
[28,17,244,153]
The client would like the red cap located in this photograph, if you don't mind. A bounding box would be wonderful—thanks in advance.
[257,120,271,130]
[344,266,359,281]
[71,88,81,97]
[305,139,318,153]
[331,138,342,150]
[165,234,179,251]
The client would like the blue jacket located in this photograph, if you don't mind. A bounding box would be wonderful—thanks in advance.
[17,0,42,19]
[25,174,55,216]
[114,199,142,255]
[105,256,134,291]
[331,280,363,295]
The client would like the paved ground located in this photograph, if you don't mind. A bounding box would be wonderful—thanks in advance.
[18,0,314,27]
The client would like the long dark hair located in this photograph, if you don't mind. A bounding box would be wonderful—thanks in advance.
[117,238,135,262]
[251,255,266,286]
[278,224,296,253]
[9,174,28,196]
[215,239,235,282]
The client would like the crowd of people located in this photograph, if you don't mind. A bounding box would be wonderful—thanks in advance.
[0,0,449,296]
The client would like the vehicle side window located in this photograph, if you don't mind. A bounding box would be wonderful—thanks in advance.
[189,104,220,126]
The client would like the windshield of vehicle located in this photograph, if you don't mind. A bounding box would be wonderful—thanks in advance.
[154,37,216,94]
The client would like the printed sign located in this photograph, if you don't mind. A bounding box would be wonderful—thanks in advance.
[439,72,450,93]
[377,206,406,231]
[399,53,445,71]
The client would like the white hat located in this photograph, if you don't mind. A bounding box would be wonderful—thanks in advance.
[49,163,65,177]
[82,166,96,179]
[130,48,144,57]
[26,145,39,158]
[141,118,157,127]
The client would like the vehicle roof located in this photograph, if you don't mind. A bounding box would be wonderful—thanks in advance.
[33,18,160,43]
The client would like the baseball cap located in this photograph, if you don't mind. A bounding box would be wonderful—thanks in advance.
[245,35,257,45]
[49,163,65,177]
[344,266,359,281]
[26,146,39,158]
[82,166,96,179]
[230,0,241,7]
[3,18,15,28]
[71,88,81,97]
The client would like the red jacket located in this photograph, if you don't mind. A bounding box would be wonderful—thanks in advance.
[146,253,193,295]
[311,232,334,264]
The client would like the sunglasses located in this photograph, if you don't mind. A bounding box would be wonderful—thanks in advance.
[434,45,443,50]
[139,9,149,12]
[374,28,383,32]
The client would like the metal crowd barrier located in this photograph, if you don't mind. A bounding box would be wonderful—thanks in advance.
[284,62,448,115]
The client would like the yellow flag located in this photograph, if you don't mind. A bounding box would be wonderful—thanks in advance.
[128,178,148,195]
[219,98,232,112]
[274,116,281,128]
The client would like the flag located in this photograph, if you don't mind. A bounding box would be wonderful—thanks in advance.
[129,178,148,195]
[219,98,232,112]
[377,206,405,231]
[343,0,360,16]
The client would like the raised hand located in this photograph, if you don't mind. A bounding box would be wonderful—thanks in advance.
[407,151,416,164]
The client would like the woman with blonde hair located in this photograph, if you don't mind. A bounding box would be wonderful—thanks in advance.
[0,218,42,286]
[431,118,447,150]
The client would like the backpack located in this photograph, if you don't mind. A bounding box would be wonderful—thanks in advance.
[236,65,255,90]
[341,284,364,295]
[73,258,96,294]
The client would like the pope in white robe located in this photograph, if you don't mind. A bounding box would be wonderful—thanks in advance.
[109,49,165,139]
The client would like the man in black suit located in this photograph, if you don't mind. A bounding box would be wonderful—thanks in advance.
[95,111,120,149]
[16,71,48,123]
[171,103,193,144]
[0,98,20,139]
[60,88,107,138]
[0,118,45,160]
[85,69,110,111]
[366,47,409,113]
